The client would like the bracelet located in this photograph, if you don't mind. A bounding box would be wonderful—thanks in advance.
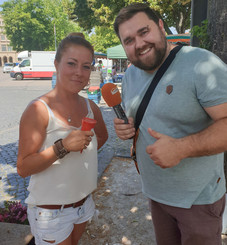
[53,139,69,159]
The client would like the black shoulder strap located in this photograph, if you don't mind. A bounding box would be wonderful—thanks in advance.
[135,45,182,131]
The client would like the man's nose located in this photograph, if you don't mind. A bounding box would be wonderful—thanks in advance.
[135,36,146,49]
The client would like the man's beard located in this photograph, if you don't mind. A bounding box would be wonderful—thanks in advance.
[131,34,168,71]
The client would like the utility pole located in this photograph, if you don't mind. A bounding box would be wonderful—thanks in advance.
[54,23,57,51]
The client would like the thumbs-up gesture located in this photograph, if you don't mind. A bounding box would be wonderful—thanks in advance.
[146,128,184,168]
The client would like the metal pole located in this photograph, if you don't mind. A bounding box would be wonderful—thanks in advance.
[54,23,57,51]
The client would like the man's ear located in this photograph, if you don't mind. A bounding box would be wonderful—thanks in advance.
[54,59,58,71]
[158,19,165,35]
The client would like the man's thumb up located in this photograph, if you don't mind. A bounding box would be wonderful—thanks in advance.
[148,128,162,140]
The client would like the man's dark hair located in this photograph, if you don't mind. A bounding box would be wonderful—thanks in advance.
[114,3,160,38]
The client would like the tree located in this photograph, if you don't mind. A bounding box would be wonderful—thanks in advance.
[1,0,52,51]
[207,0,227,196]
[73,0,191,34]
[1,0,83,51]
[207,0,227,64]
[88,26,120,53]
[72,0,96,33]
[43,0,83,50]
[71,0,191,52]
[156,0,191,34]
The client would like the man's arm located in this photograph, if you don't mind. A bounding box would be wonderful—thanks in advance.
[146,103,227,168]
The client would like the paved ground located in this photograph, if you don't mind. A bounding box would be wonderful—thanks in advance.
[78,157,156,245]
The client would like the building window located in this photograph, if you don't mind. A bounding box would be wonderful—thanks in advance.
[3,56,7,63]
[2,45,7,51]
[1,34,5,40]
[8,46,12,51]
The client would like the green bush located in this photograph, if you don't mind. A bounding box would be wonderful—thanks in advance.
[191,20,211,50]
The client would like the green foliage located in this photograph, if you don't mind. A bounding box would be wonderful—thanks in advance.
[0,0,191,54]
[43,0,83,50]
[88,26,120,53]
[1,0,84,51]
[191,20,211,50]
[72,0,96,32]
[73,0,191,34]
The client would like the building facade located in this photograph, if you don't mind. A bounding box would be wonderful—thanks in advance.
[0,15,18,66]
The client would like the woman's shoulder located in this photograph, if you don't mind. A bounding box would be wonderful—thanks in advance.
[87,98,103,119]
[21,94,51,125]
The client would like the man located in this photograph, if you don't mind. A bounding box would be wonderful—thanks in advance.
[97,60,103,71]
[113,3,227,245]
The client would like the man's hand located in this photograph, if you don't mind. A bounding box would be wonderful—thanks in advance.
[114,117,135,140]
[146,128,184,168]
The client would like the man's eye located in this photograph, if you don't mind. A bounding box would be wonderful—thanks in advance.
[141,30,148,36]
[125,39,133,45]
[68,62,75,66]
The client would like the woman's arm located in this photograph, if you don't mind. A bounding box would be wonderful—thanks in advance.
[17,100,57,178]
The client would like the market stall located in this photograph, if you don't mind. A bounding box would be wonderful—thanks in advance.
[107,44,128,73]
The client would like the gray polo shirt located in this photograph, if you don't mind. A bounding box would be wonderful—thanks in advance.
[122,46,227,208]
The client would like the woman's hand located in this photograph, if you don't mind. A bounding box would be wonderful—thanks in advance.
[62,130,94,152]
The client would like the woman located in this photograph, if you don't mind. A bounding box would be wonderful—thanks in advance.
[17,35,108,245]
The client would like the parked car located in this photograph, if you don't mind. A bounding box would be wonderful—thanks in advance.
[3,63,14,73]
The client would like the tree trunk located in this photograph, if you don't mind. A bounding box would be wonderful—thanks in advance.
[207,0,227,63]
[207,0,227,190]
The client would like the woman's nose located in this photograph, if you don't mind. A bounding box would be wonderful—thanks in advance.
[74,65,83,76]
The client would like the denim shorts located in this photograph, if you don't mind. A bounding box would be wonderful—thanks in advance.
[27,195,95,245]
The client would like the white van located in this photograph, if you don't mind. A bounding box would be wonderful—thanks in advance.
[10,51,56,80]
[3,63,14,73]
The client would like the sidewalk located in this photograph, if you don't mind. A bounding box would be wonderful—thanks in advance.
[0,157,156,245]
[79,157,156,245]
[1,157,227,245]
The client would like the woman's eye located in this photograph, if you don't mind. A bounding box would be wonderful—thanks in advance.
[84,65,91,70]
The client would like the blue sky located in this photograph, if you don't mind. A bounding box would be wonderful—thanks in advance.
[0,0,6,10]
[0,0,6,5]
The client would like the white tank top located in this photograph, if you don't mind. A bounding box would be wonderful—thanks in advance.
[25,98,98,205]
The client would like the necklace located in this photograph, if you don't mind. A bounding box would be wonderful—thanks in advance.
[67,117,72,122]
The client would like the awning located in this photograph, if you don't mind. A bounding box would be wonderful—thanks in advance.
[107,44,127,59]
[94,52,107,58]
[166,34,191,45]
